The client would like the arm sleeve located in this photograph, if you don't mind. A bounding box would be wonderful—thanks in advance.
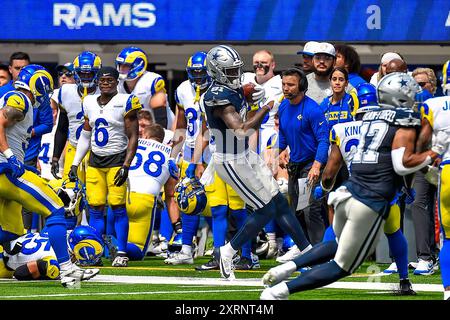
[310,107,330,164]
[33,101,53,137]
[72,129,91,166]
[52,109,69,160]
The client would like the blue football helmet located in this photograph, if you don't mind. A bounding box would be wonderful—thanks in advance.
[115,46,148,81]
[73,51,102,90]
[186,51,211,90]
[14,64,54,108]
[67,225,104,266]
[442,60,450,96]
[174,177,207,216]
[356,83,377,107]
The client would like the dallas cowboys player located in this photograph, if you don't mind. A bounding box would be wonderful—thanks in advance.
[260,72,449,299]
[200,45,312,280]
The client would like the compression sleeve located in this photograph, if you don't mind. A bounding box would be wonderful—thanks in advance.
[391,147,432,176]
[72,129,91,166]
[52,109,69,160]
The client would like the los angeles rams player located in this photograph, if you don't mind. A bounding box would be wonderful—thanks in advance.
[260,72,448,300]
[69,67,142,267]
[199,45,312,280]
[0,225,103,280]
[417,60,450,300]
[126,122,172,260]
[51,51,102,182]
[116,46,175,129]
[0,65,99,287]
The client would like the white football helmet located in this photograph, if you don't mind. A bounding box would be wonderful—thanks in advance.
[206,45,244,90]
[376,72,420,109]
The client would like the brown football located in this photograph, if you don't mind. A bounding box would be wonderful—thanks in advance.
[242,82,256,103]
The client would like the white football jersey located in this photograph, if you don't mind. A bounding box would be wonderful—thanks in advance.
[330,120,362,169]
[3,232,55,271]
[57,84,100,148]
[241,73,283,130]
[128,138,171,195]
[422,96,450,162]
[82,93,142,156]
[38,124,64,181]
[175,80,203,149]
[118,71,175,129]
[0,92,33,164]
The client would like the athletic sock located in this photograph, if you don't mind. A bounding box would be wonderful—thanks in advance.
[386,229,409,280]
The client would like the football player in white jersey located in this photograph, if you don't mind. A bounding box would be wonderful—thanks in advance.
[126,122,172,260]
[0,65,99,287]
[116,46,175,129]
[69,67,142,268]
[51,51,102,182]
[0,225,103,280]
[419,60,450,300]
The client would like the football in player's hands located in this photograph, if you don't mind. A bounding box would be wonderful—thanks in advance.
[242,82,257,103]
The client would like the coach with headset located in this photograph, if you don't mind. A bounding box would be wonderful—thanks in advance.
[276,68,329,246]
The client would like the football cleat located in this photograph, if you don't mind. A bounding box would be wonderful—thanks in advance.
[394,279,417,296]
[413,259,434,276]
[60,264,99,288]
[262,261,297,287]
[260,283,289,300]
[195,258,220,271]
[112,254,129,267]
[164,252,194,265]
[234,256,260,270]
[218,246,236,281]
[383,262,398,274]
[276,245,302,263]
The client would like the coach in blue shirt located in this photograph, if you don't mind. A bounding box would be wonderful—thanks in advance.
[277,68,329,244]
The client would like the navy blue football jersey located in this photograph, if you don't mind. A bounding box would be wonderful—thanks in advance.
[201,81,249,156]
[344,108,421,218]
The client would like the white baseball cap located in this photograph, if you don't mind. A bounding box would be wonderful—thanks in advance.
[314,42,336,57]
[297,41,319,56]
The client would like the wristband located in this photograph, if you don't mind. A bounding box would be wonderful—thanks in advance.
[3,148,14,159]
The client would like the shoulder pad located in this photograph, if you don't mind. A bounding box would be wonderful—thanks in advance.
[394,109,421,127]
[204,84,237,107]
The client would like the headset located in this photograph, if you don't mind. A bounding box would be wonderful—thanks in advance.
[283,67,308,93]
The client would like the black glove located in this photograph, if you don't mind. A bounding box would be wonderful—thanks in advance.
[114,165,129,186]
[51,161,61,179]
[68,165,78,182]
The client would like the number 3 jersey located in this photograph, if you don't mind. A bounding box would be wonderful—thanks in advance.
[128,138,171,195]
[82,93,142,157]
[344,108,421,218]
[57,84,100,148]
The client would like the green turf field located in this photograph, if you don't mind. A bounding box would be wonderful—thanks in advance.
[0,255,444,300]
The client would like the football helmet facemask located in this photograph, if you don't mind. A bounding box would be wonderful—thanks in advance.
[67,225,104,266]
[206,45,244,90]
[174,177,207,216]
[73,51,102,91]
[377,72,420,109]
[187,51,211,90]
[115,46,148,81]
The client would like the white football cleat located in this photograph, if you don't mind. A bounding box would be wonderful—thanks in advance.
[60,264,100,288]
[276,245,302,263]
[260,283,289,300]
[112,255,129,267]
[262,261,297,287]
[164,252,194,265]
[219,246,235,281]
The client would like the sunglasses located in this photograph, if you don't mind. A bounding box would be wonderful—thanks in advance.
[58,71,73,77]
[417,81,429,87]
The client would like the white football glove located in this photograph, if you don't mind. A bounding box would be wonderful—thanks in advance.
[431,131,450,155]
[251,85,265,104]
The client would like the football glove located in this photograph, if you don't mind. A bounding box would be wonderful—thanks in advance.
[313,186,324,200]
[68,165,78,182]
[185,163,197,179]
[424,165,439,186]
[51,161,61,179]
[168,158,179,179]
[114,165,129,186]
[251,85,265,104]
[7,155,25,178]
[431,131,450,155]
[403,187,416,205]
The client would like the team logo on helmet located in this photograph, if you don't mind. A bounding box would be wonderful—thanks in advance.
[68,225,104,266]
[14,65,54,108]
[376,72,420,109]
[115,46,148,81]
[174,177,207,216]
[206,45,244,90]
[186,51,211,90]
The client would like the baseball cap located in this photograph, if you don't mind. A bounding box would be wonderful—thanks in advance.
[314,42,336,57]
[56,62,74,73]
[297,41,319,56]
[380,52,403,64]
